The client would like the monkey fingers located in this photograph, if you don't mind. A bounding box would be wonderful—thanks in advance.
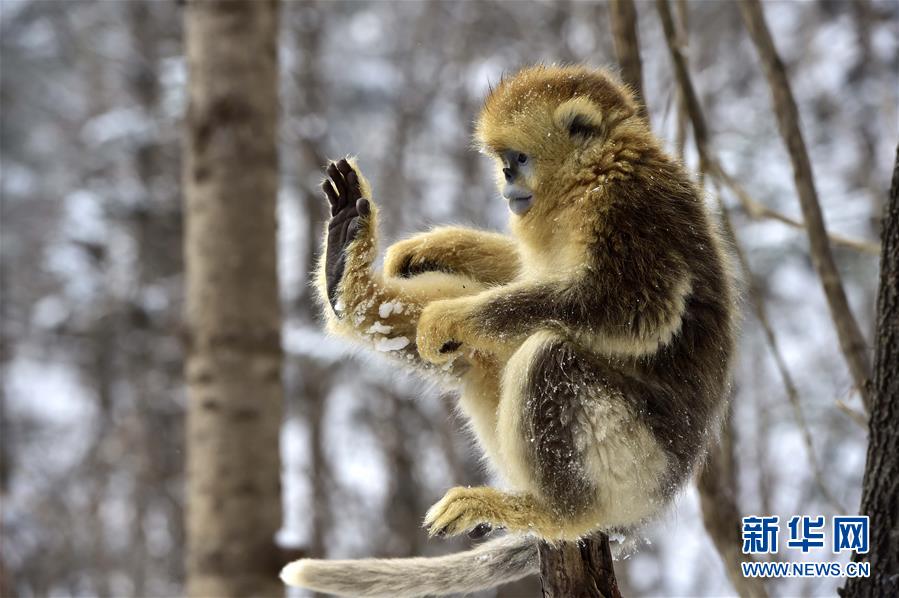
[415,299,469,364]
[323,159,372,314]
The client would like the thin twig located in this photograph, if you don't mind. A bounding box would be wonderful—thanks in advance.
[712,164,880,255]
[738,0,873,410]
[836,398,868,428]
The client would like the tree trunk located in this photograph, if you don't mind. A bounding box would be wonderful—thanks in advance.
[539,535,621,598]
[841,146,899,598]
[183,1,283,596]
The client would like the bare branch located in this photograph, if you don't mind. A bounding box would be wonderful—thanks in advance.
[609,0,648,123]
[738,0,873,409]
[713,165,880,255]
[713,184,847,513]
[656,0,877,257]
[657,0,874,409]
[836,398,868,428]
[659,0,847,569]
[698,404,769,598]
[673,0,689,157]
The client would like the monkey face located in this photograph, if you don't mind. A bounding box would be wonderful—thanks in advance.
[475,65,639,220]
[499,149,535,215]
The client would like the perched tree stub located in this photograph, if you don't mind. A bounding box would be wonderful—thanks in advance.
[539,534,621,598]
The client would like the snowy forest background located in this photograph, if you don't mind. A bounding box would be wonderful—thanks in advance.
[1,0,897,596]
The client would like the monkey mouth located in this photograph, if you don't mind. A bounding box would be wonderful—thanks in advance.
[507,195,533,215]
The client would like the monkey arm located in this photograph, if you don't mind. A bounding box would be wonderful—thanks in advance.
[384,227,521,286]
[313,159,485,376]
[416,242,692,363]
[316,256,486,375]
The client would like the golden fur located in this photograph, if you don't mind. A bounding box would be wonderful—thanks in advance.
[287,65,736,597]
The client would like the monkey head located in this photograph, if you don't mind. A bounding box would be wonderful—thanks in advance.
[475,65,641,220]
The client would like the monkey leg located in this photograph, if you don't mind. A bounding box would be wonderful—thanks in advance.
[384,226,521,286]
[455,359,505,473]
[426,330,672,541]
[314,159,487,378]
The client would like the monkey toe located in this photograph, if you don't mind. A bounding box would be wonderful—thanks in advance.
[423,487,500,539]
[468,523,493,540]
[391,253,447,278]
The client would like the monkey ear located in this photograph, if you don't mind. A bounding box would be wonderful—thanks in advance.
[554,97,603,141]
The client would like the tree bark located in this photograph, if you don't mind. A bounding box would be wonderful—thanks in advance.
[841,146,899,598]
[183,1,283,596]
[539,535,621,598]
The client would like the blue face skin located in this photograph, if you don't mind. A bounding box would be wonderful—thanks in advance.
[500,150,534,216]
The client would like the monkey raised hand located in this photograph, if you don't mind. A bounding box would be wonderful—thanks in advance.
[322,159,371,314]
[312,157,489,378]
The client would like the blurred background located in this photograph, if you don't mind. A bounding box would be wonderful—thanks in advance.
[1,0,897,596]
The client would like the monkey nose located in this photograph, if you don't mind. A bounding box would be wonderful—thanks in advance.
[503,167,513,182]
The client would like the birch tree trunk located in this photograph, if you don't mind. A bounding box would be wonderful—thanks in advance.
[183,1,283,596]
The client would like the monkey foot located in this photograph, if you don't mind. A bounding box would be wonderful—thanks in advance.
[423,486,509,539]
[383,235,452,279]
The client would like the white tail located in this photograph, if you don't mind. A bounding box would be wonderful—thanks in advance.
[280,535,538,597]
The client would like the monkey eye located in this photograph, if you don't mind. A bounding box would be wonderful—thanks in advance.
[517,153,528,164]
